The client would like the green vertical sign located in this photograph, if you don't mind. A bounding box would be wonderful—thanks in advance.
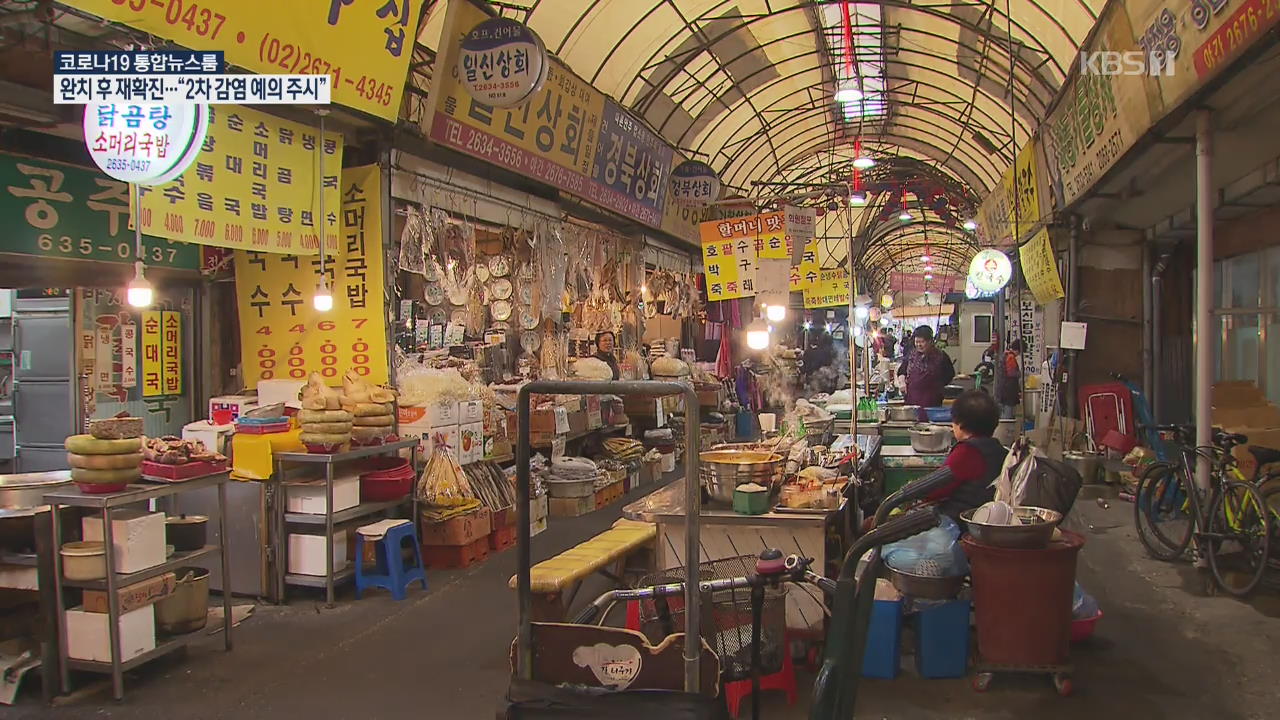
[0,152,200,269]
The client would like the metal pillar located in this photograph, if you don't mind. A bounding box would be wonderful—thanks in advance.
[1067,218,1081,419]
[1195,110,1214,491]
[1142,240,1154,404]
[1152,251,1169,422]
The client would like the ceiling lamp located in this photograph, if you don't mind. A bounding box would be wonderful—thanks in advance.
[921,252,931,263]
[849,191,867,206]
[766,304,787,322]
[962,219,978,231]
[881,293,893,308]
[126,261,153,308]
[313,277,334,312]
[852,156,875,170]
[835,86,863,103]
[898,210,912,221]
[924,272,934,281]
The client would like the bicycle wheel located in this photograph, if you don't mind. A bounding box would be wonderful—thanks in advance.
[1134,463,1193,561]
[1205,481,1271,597]
[1259,482,1280,588]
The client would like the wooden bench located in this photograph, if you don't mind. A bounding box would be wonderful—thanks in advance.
[508,519,656,621]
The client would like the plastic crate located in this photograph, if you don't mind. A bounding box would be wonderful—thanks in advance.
[422,536,489,569]
[489,524,516,552]
[913,598,971,678]
[861,599,903,679]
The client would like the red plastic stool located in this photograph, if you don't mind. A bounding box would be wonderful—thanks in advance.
[723,640,797,718]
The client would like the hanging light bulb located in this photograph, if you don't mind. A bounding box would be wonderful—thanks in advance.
[854,306,869,320]
[924,272,934,281]
[849,191,867,206]
[824,322,834,333]
[313,276,334,312]
[126,261,152,308]
[881,293,893,308]
[766,304,786,322]
[852,156,875,170]
[899,210,912,221]
[962,219,978,231]
[803,320,813,330]
[835,85,863,103]
[747,328,769,350]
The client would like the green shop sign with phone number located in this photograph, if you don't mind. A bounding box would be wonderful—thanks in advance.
[1,152,199,270]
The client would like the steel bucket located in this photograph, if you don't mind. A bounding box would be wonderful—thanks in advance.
[699,450,782,503]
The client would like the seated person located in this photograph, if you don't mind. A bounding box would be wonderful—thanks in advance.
[926,390,1009,520]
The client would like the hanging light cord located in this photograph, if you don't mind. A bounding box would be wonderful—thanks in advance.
[317,109,328,278]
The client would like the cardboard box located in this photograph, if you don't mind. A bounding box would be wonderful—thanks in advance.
[460,422,483,464]
[429,401,461,426]
[568,410,588,434]
[288,531,348,576]
[585,396,603,429]
[426,424,460,460]
[285,472,361,514]
[531,493,549,524]
[549,495,593,518]
[66,605,155,663]
[420,507,491,546]
[82,511,166,574]
[529,408,558,434]
[459,399,484,424]
[82,572,177,614]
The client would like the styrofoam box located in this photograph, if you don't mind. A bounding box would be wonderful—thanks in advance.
[66,604,155,663]
[183,420,235,455]
[82,511,166,574]
[459,400,484,424]
[257,379,306,409]
[288,531,348,576]
[285,473,360,515]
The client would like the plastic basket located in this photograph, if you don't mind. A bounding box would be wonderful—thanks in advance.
[636,556,788,682]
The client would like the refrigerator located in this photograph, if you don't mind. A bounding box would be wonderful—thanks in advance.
[12,296,76,472]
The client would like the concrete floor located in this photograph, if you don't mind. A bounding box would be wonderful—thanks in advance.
[14,484,1280,719]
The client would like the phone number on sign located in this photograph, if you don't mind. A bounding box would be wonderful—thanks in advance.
[103,0,396,107]
[253,321,375,381]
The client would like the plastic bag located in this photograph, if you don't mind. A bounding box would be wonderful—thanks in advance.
[883,516,969,577]
[1072,582,1099,619]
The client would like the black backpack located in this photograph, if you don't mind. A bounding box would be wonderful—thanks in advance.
[1016,456,1084,515]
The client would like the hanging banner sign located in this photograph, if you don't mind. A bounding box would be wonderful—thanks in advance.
[968,249,1012,293]
[1042,3,1156,208]
[136,105,344,255]
[889,273,961,293]
[458,16,548,107]
[978,141,1045,245]
[754,211,788,259]
[60,0,422,121]
[1019,229,1066,304]
[83,102,208,186]
[95,324,114,393]
[0,153,199,269]
[699,217,759,301]
[161,310,183,395]
[234,164,388,388]
[669,160,720,207]
[787,205,818,291]
[428,0,674,232]
[141,310,164,397]
[120,322,137,389]
[802,268,851,309]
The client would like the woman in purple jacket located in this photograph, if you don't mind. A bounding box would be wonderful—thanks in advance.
[896,326,955,420]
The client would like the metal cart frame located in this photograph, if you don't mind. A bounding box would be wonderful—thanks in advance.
[515,380,702,691]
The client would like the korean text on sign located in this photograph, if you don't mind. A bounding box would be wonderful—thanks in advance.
[233,164,388,388]
[55,75,331,105]
[1,153,199,268]
[137,104,343,255]
[698,216,759,301]
[140,310,182,397]
[60,0,422,121]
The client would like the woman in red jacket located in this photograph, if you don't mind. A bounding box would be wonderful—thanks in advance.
[926,390,1009,519]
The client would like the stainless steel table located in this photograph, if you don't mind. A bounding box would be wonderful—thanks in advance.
[45,471,233,701]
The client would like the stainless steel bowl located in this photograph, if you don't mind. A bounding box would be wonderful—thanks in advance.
[885,405,921,422]
[885,566,965,599]
[909,424,953,454]
[960,506,1063,549]
[700,450,783,503]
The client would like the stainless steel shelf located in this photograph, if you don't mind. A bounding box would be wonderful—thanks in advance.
[62,545,219,590]
[284,498,408,526]
[285,567,354,588]
[274,439,418,464]
[43,471,232,508]
[65,629,204,674]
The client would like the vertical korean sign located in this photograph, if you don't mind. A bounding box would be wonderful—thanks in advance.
[141,311,163,397]
[234,164,387,388]
[802,269,851,309]
[1019,229,1066,304]
[699,217,759,301]
[786,205,818,291]
[136,105,344,254]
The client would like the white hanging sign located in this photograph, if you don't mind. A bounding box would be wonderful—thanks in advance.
[458,17,548,108]
[82,102,208,186]
[669,160,720,207]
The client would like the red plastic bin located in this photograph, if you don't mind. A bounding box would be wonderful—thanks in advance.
[962,530,1084,667]
[358,457,414,501]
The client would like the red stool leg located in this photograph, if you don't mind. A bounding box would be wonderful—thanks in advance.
[723,678,746,718]
[625,600,641,631]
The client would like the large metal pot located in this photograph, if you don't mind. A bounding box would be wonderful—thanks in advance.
[1063,451,1103,485]
[909,424,953,454]
[960,506,1063,549]
[699,450,782,503]
[885,405,921,423]
[0,470,72,512]
[156,566,210,634]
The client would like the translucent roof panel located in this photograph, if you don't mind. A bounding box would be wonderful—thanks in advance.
[417,0,1104,280]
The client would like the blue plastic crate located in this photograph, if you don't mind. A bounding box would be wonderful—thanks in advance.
[861,599,903,679]
[914,598,971,679]
[924,406,951,423]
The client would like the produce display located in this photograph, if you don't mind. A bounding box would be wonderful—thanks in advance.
[65,413,145,492]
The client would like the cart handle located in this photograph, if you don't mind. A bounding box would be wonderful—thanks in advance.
[873,466,955,525]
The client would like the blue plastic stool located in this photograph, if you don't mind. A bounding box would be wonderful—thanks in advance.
[355,519,427,600]
[861,598,904,679]
[913,598,971,678]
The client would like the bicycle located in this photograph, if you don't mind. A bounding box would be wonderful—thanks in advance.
[1133,424,1272,596]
